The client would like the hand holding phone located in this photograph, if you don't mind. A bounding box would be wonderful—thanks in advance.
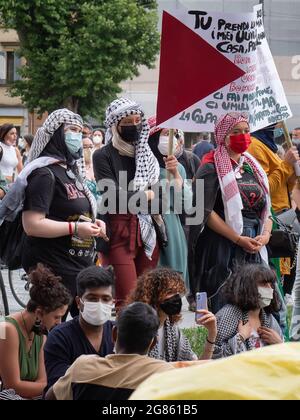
[195,292,208,322]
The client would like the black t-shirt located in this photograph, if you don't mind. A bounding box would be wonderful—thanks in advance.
[22,164,94,277]
[236,167,266,219]
[44,316,115,390]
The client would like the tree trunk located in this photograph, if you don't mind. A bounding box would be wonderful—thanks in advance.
[63,96,79,113]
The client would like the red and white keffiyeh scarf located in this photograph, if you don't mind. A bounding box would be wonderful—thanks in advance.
[214,113,271,241]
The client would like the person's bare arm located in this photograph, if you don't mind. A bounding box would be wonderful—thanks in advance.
[0,323,46,399]
[15,147,23,174]
[22,211,103,239]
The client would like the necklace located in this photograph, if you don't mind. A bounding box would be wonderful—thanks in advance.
[21,311,33,342]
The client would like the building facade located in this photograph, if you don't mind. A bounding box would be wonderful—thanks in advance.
[0,29,47,136]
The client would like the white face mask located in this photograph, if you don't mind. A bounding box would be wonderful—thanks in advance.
[158,135,178,156]
[93,135,103,145]
[258,287,274,309]
[18,139,26,150]
[80,300,113,326]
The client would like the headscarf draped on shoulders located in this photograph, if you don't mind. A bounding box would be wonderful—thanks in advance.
[207,113,270,240]
[104,98,160,260]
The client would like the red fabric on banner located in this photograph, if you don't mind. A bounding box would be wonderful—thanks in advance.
[156,11,245,126]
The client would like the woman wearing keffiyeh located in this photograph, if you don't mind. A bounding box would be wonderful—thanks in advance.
[93,98,160,309]
[189,112,272,313]
[21,109,107,317]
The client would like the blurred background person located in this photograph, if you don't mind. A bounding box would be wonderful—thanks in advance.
[19,134,34,166]
[92,129,105,151]
[82,136,97,194]
[249,123,299,215]
[292,127,300,144]
[193,132,214,162]
[0,145,8,199]
[0,124,23,182]
[82,123,93,139]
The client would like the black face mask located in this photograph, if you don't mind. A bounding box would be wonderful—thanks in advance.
[119,123,142,143]
[159,294,182,316]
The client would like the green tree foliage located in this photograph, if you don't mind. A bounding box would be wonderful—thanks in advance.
[0,0,160,118]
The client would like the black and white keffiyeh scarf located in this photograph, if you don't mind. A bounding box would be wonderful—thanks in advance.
[105,98,160,259]
[28,108,97,218]
[149,319,195,362]
[28,108,83,161]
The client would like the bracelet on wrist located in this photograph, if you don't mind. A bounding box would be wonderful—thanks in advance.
[235,236,241,245]
[206,338,216,345]
[74,221,79,236]
[68,222,73,236]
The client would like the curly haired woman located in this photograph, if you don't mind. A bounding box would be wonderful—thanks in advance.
[0,264,71,399]
[127,268,217,362]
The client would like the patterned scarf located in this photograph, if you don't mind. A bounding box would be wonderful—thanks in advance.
[214,113,270,237]
[28,109,97,219]
[105,98,160,259]
[149,319,195,362]
[215,305,271,351]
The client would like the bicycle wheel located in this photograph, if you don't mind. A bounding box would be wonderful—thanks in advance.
[8,269,30,309]
[0,270,9,316]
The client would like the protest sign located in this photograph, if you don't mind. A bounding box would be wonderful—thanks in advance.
[156,4,292,132]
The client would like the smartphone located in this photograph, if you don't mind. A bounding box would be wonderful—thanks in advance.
[195,292,208,322]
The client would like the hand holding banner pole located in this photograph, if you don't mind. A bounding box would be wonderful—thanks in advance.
[280,121,300,188]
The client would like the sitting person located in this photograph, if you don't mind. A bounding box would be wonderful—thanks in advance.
[44,265,115,390]
[127,268,217,361]
[45,302,174,400]
[213,264,283,359]
[0,264,71,399]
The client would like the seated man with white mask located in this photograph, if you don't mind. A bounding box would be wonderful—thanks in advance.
[44,266,115,391]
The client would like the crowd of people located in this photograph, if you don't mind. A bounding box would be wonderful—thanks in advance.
[0,100,300,400]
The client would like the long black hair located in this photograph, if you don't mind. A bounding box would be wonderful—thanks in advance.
[0,124,14,143]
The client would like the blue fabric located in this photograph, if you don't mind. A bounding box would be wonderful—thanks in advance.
[251,126,278,153]
[158,164,192,284]
[44,316,114,390]
[193,141,214,160]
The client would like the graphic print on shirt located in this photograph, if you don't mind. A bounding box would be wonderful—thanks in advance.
[236,171,266,216]
[68,212,94,258]
[65,183,86,200]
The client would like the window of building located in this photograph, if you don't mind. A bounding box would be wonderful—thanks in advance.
[6,51,15,83]
[0,50,22,85]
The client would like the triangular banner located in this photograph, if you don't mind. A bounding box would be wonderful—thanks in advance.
[156,11,246,126]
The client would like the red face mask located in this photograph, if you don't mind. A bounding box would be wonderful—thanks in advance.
[229,133,251,154]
